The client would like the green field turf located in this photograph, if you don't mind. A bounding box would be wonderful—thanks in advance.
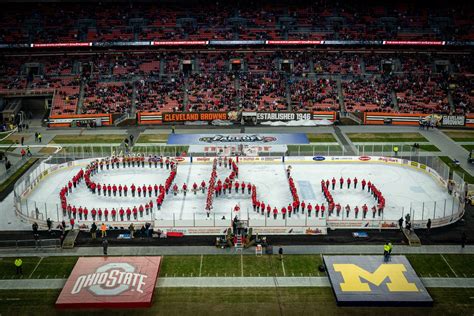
[347,132,428,143]
[135,134,169,143]
[0,287,473,315]
[461,144,474,151]
[443,130,474,142]
[50,134,125,144]
[439,156,474,184]
[0,158,38,193]
[286,144,343,155]
[306,133,337,143]
[130,145,189,156]
[1,254,473,280]
[357,143,440,153]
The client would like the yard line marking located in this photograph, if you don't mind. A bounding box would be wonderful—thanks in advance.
[199,255,203,277]
[241,254,244,277]
[29,257,44,278]
[441,254,458,278]
[281,260,286,277]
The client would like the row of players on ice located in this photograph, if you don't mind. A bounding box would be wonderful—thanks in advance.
[57,155,384,221]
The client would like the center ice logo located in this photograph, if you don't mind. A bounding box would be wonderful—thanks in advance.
[198,134,277,143]
[71,262,148,296]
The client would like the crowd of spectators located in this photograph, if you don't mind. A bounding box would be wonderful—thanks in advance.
[0,50,473,115]
[0,1,472,44]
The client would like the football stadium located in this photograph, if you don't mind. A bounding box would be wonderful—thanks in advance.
[0,0,473,315]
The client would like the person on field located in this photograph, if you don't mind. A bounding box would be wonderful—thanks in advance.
[102,239,108,255]
[14,258,23,275]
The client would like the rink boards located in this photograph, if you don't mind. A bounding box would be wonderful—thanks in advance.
[13,155,464,234]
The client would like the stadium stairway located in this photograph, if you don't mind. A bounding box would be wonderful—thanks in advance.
[333,126,357,155]
[402,228,422,246]
[62,229,80,249]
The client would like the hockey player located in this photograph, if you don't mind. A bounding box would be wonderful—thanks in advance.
[78,206,83,220]
[286,166,291,178]
[106,208,111,221]
[325,179,330,190]
[315,203,320,217]
[281,207,287,219]
[234,204,240,213]
[193,182,198,195]
[361,205,367,219]
[293,200,299,213]
[354,206,359,219]
[137,186,142,197]
[131,184,136,197]
[354,177,358,189]
[107,184,112,197]
[266,205,271,217]
[321,204,326,218]
[256,201,261,213]
[361,179,366,190]
[301,201,306,214]
[148,185,153,197]
[307,202,312,217]
[154,184,159,196]
[124,184,128,197]
[113,185,117,197]
[182,183,188,196]
[126,207,131,220]
[98,208,102,221]
[165,158,170,170]
[347,177,351,189]
[241,181,245,194]
[345,204,351,218]
[335,203,341,216]
[339,177,344,189]
[247,183,252,194]
[173,183,179,196]
[83,207,88,220]
[367,181,372,192]
[331,177,336,190]
[273,207,278,219]
[260,202,265,216]
[370,205,376,218]
[118,184,123,197]
[119,208,125,221]
[234,181,239,193]
[287,204,293,218]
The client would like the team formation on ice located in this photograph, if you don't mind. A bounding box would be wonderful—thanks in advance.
[22,152,458,225]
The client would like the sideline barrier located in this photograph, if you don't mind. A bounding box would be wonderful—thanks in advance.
[364,112,474,128]
[13,155,465,234]
[49,113,113,127]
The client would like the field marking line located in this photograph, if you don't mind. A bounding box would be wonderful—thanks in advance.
[241,254,244,277]
[440,254,458,278]
[281,260,286,277]
[29,257,44,279]
[199,255,203,277]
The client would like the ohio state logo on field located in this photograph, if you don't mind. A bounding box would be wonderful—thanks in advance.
[56,257,162,309]
[71,262,148,296]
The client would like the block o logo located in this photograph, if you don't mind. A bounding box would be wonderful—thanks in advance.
[71,262,148,296]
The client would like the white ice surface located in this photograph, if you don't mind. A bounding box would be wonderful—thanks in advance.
[6,161,459,227]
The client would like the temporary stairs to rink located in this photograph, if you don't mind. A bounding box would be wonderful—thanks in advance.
[402,228,421,246]
[62,229,80,249]
[234,235,243,253]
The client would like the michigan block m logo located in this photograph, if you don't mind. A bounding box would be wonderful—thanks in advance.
[333,264,419,292]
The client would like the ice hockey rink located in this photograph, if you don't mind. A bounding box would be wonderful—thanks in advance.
[18,157,460,225]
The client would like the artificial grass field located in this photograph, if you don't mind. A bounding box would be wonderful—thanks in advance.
[346,132,428,143]
[0,287,473,315]
[443,130,474,142]
[1,254,474,280]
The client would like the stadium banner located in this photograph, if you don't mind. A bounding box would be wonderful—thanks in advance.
[209,40,266,45]
[256,112,312,122]
[137,112,163,124]
[313,111,337,121]
[266,40,322,45]
[32,42,92,48]
[167,133,309,145]
[152,41,207,46]
[440,115,466,127]
[48,113,112,127]
[383,40,445,45]
[364,112,431,126]
[162,112,229,122]
[56,256,162,309]
[189,145,287,156]
[324,255,433,306]
[466,114,474,128]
